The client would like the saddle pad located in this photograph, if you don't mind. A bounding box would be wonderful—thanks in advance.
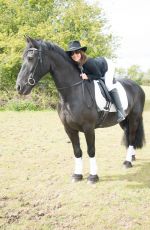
[94,80,128,112]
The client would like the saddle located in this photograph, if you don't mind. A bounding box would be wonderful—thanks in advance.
[94,80,128,113]
[97,79,112,110]
[93,79,112,126]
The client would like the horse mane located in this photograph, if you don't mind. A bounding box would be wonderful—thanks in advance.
[39,39,76,67]
[23,38,79,73]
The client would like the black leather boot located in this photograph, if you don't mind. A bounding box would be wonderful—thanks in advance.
[109,88,126,122]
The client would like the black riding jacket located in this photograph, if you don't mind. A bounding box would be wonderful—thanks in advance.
[82,57,108,81]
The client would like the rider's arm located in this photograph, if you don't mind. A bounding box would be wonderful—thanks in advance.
[83,58,102,81]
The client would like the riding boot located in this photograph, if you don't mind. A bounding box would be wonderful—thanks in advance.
[109,88,126,122]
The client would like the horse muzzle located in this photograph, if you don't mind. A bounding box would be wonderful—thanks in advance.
[16,81,32,95]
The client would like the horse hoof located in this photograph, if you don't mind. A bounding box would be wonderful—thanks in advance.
[123,161,133,168]
[72,174,83,183]
[132,155,136,161]
[87,175,99,184]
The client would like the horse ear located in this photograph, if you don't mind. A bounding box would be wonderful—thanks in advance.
[25,35,37,48]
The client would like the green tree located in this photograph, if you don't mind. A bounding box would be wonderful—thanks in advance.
[127,65,144,85]
[145,69,150,78]
[142,68,150,85]
[115,67,127,77]
[0,0,116,92]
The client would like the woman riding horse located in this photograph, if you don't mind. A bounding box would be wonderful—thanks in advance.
[66,40,125,122]
[16,37,145,183]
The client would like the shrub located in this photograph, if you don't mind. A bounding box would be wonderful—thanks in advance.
[5,99,39,111]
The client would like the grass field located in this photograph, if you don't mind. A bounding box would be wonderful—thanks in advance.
[0,109,150,230]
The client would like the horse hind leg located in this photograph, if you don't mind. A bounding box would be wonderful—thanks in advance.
[123,145,135,168]
[120,110,145,168]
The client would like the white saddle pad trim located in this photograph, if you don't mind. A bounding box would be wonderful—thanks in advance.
[94,80,128,112]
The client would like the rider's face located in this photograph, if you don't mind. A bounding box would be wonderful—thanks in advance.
[71,50,81,63]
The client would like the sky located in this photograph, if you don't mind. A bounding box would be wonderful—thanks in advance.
[99,0,150,71]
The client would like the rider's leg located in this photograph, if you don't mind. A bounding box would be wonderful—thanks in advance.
[104,59,125,122]
[109,88,126,122]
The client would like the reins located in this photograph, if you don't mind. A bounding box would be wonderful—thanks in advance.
[58,79,94,109]
[57,80,83,90]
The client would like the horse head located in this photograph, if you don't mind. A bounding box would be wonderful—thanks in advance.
[16,36,50,95]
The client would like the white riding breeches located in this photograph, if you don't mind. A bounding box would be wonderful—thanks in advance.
[104,58,116,92]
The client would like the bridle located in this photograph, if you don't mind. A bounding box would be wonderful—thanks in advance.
[26,47,42,86]
[25,46,85,91]
[26,46,84,90]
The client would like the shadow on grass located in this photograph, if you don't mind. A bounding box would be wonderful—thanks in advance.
[102,161,150,189]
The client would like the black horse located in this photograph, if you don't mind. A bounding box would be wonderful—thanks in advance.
[16,37,145,183]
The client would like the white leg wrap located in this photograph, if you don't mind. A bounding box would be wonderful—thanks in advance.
[126,145,135,162]
[131,147,136,156]
[89,157,97,175]
[74,157,83,175]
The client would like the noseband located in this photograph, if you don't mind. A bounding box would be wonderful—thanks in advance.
[26,47,42,86]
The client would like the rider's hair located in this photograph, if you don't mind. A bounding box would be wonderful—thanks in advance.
[79,50,87,66]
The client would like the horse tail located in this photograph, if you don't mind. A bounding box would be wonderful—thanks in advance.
[121,116,145,149]
[133,116,145,148]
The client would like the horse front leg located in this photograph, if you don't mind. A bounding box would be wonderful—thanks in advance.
[65,127,83,182]
[84,127,99,183]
